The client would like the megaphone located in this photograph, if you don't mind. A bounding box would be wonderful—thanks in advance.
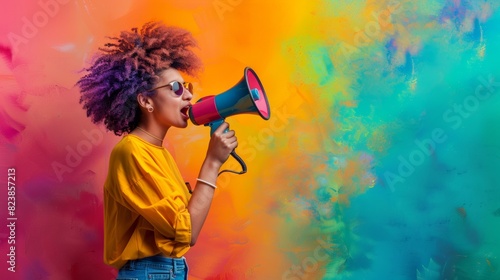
[189,67,271,175]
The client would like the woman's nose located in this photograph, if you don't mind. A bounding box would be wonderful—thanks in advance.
[183,88,193,101]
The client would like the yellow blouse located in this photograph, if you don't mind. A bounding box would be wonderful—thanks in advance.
[103,134,192,269]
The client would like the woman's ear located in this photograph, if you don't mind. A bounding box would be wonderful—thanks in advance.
[137,93,152,109]
[137,93,156,113]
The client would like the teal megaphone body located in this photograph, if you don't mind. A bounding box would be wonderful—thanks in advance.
[188,67,271,175]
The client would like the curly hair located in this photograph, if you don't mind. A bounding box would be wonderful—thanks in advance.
[76,21,202,135]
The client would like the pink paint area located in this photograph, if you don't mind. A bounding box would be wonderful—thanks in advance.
[0,44,12,63]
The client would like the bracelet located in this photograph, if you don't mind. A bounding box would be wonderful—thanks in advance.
[196,178,217,189]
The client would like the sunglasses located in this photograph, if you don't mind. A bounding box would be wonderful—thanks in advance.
[148,81,193,96]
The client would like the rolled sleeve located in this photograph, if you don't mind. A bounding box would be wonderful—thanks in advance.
[173,207,191,243]
[120,176,192,245]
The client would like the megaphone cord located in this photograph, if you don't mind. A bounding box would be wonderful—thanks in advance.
[218,150,247,176]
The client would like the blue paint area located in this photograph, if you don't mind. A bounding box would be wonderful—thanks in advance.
[298,1,500,279]
[439,0,470,28]
[352,23,498,280]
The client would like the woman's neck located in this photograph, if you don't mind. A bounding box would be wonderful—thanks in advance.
[132,124,169,146]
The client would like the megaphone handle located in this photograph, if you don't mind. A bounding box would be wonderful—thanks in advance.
[206,119,246,176]
[218,150,247,176]
[208,119,227,136]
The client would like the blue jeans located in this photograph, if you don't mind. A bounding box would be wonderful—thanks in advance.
[116,255,188,280]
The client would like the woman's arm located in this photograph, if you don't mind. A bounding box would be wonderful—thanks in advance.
[187,122,237,246]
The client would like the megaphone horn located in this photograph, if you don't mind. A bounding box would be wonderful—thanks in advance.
[188,67,271,175]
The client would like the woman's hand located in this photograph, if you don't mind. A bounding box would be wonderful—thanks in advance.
[205,122,238,166]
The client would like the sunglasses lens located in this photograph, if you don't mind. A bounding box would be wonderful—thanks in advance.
[171,81,183,96]
[186,82,193,93]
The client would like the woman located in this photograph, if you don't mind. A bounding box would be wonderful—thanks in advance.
[77,21,237,279]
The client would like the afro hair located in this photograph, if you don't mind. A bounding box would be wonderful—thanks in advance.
[76,21,202,135]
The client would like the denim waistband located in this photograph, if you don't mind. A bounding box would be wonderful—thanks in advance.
[123,255,186,271]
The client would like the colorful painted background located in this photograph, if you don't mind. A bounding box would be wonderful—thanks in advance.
[1,0,500,279]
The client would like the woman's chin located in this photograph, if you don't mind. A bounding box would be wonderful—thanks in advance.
[174,121,189,129]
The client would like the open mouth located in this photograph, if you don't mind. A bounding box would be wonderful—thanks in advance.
[180,105,190,118]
